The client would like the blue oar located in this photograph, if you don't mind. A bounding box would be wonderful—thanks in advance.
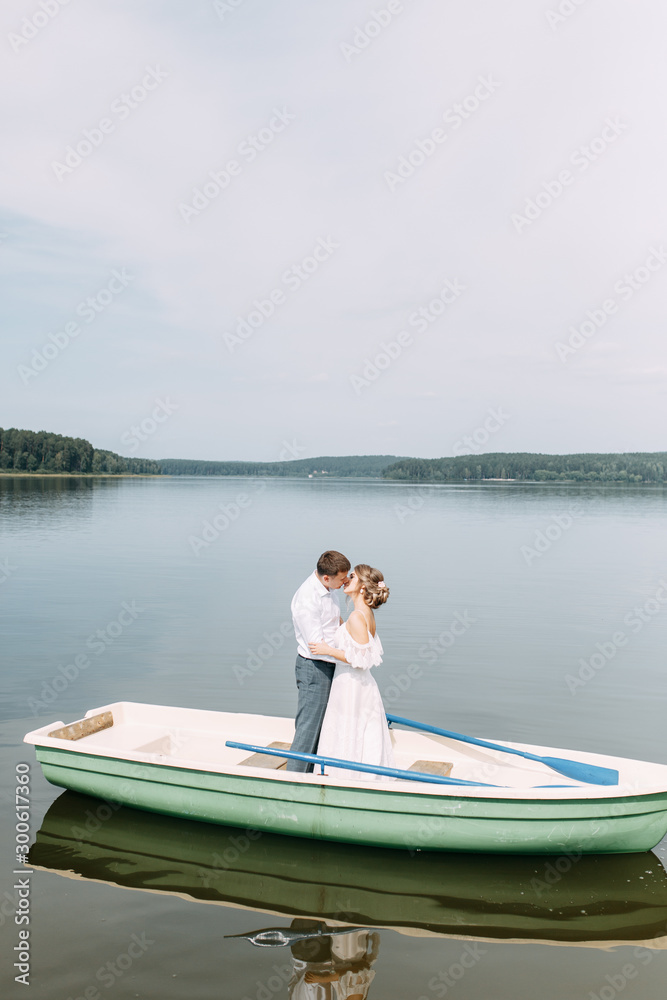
[225,740,500,786]
[386,714,619,786]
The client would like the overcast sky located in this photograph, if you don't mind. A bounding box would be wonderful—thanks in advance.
[2,0,666,462]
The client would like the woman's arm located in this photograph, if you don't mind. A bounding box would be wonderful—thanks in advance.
[308,640,349,663]
[309,612,370,662]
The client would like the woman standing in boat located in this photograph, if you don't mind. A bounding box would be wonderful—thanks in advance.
[309,564,395,780]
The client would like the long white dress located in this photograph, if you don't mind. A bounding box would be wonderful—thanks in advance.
[316,621,395,781]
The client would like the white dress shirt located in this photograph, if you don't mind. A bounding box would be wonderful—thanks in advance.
[291,571,341,662]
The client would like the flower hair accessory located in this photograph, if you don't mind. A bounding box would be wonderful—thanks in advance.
[377,581,387,589]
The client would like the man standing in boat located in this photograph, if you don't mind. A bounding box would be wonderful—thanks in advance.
[287,550,351,772]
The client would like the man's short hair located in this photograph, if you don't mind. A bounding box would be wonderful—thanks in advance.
[317,550,351,577]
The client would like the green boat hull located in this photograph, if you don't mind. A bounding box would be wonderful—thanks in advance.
[35,746,667,855]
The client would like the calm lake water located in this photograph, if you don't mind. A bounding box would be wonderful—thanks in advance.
[1,475,666,1000]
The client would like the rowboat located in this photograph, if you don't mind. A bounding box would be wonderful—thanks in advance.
[28,789,667,948]
[23,700,667,855]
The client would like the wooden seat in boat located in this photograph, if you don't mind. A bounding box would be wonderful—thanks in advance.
[409,759,453,777]
[239,742,292,769]
[49,712,114,741]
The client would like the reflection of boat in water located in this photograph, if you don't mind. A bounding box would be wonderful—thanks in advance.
[29,791,667,949]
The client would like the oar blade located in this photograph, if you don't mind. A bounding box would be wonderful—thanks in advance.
[540,756,619,786]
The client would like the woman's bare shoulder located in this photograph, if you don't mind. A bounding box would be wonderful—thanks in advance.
[345,610,371,643]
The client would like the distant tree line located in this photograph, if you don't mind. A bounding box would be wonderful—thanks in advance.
[159,455,404,477]
[0,428,161,475]
[383,452,667,483]
[4,432,666,483]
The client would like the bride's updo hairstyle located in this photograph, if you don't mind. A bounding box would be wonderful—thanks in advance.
[355,564,389,609]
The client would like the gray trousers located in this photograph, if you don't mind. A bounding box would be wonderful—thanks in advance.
[286,654,335,772]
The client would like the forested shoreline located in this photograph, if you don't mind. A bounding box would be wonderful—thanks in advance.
[0,428,161,475]
[383,452,667,483]
[2,427,666,482]
[159,455,403,477]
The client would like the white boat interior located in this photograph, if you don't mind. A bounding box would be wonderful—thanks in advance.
[24,701,667,800]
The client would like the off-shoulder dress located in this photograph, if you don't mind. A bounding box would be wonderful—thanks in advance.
[316,621,395,781]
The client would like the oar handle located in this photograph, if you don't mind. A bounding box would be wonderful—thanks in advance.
[386,713,531,761]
